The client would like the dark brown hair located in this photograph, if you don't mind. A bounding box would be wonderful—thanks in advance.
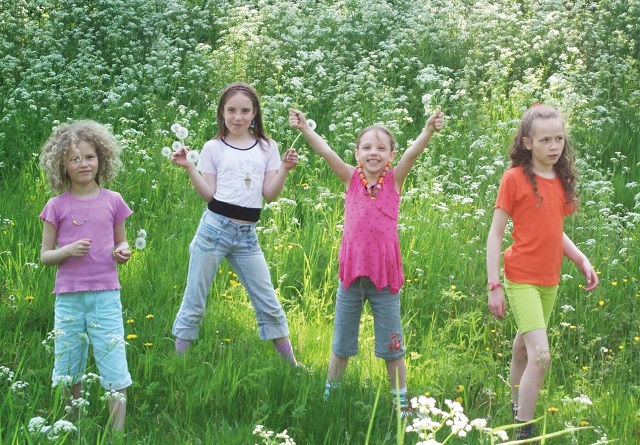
[509,104,578,207]
[214,82,269,145]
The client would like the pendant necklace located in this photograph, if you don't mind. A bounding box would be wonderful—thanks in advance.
[357,162,390,200]
[70,188,99,226]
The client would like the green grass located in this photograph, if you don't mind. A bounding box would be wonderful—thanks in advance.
[1,0,639,444]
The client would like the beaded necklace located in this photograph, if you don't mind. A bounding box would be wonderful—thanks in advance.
[70,188,99,226]
[357,161,390,200]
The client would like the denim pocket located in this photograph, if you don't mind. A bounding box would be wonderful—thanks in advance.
[193,220,222,253]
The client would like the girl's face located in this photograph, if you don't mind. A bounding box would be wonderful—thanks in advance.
[65,140,99,187]
[355,130,396,175]
[222,92,257,137]
[523,117,565,174]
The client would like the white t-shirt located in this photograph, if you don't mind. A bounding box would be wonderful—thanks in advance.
[197,138,280,208]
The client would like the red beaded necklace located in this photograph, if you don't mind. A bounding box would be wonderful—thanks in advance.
[357,161,390,200]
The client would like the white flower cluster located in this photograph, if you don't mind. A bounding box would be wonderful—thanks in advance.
[135,228,147,250]
[405,396,508,444]
[253,424,296,445]
[162,123,199,163]
[0,365,15,382]
[27,416,77,441]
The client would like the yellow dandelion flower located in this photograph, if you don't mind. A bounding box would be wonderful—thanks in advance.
[144,343,153,347]
[126,334,137,340]
[634,337,640,342]
[619,345,624,350]
[582,366,589,371]
[490,329,496,333]
[146,314,154,319]
[622,278,628,283]
[497,352,503,357]
[424,391,431,397]
[547,407,559,414]
[457,385,464,392]
[456,396,463,404]
[596,270,602,275]
[611,281,618,286]
[598,300,605,306]
[126,319,134,324]
[224,338,231,343]
[580,420,590,426]
[25,295,34,301]
[450,285,456,290]
[570,325,576,329]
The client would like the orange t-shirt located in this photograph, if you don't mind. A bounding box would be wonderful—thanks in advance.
[495,166,575,286]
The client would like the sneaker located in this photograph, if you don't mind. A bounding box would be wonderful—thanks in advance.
[175,337,191,355]
[515,419,539,444]
[394,404,415,419]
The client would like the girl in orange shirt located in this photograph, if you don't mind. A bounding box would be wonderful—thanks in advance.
[486,104,598,441]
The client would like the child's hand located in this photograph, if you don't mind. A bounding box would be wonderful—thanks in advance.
[171,146,195,168]
[426,110,445,133]
[580,260,599,291]
[289,109,309,131]
[488,288,507,319]
[282,148,299,170]
[113,246,131,264]
[67,238,92,257]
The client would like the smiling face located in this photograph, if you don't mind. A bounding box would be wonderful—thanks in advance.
[523,116,566,175]
[221,92,257,138]
[355,128,396,177]
[65,140,99,187]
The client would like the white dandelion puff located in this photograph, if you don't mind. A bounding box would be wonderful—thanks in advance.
[175,127,189,140]
[186,150,200,163]
[161,146,172,158]
[135,237,147,250]
[137,229,147,239]
[170,123,181,133]
[172,141,183,152]
[307,119,317,130]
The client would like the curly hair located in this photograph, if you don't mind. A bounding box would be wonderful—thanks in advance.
[39,120,123,193]
[509,105,578,207]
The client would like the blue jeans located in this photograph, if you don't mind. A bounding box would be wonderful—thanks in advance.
[53,290,132,391]
[331,277,405,360]
[172,209,290,341]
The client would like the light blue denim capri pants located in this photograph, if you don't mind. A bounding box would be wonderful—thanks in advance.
[53,290,132,391]
[331,276,406,360]
[172,209,290,341]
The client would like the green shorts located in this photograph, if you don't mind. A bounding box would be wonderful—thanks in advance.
[504,278,558,334]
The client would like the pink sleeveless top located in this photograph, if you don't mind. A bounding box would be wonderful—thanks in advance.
[338,168,404,293]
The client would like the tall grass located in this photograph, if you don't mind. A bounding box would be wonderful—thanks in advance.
[1,0,638,444]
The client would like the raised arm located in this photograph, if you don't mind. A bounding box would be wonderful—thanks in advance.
[172,148,216,202]
[563,232,598,291]
[289,108,354,184]
[394,111,444,188]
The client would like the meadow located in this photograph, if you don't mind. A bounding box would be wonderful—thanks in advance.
[0,0,638,443]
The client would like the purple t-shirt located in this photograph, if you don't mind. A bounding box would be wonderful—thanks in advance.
[338,168,404,293]
[40,188,132,294]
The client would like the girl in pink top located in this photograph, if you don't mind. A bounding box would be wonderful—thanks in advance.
[486,105,598,441]
[39,120,132,432]
[290,108,444,416]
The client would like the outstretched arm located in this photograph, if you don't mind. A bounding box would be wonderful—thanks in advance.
[563,233,598,291]
[486,208,508,319]
[289,108,354,184]
[172,147,216,202]
[394,111,444,188]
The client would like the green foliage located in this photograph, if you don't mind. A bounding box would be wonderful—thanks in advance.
[1,0,639,444]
